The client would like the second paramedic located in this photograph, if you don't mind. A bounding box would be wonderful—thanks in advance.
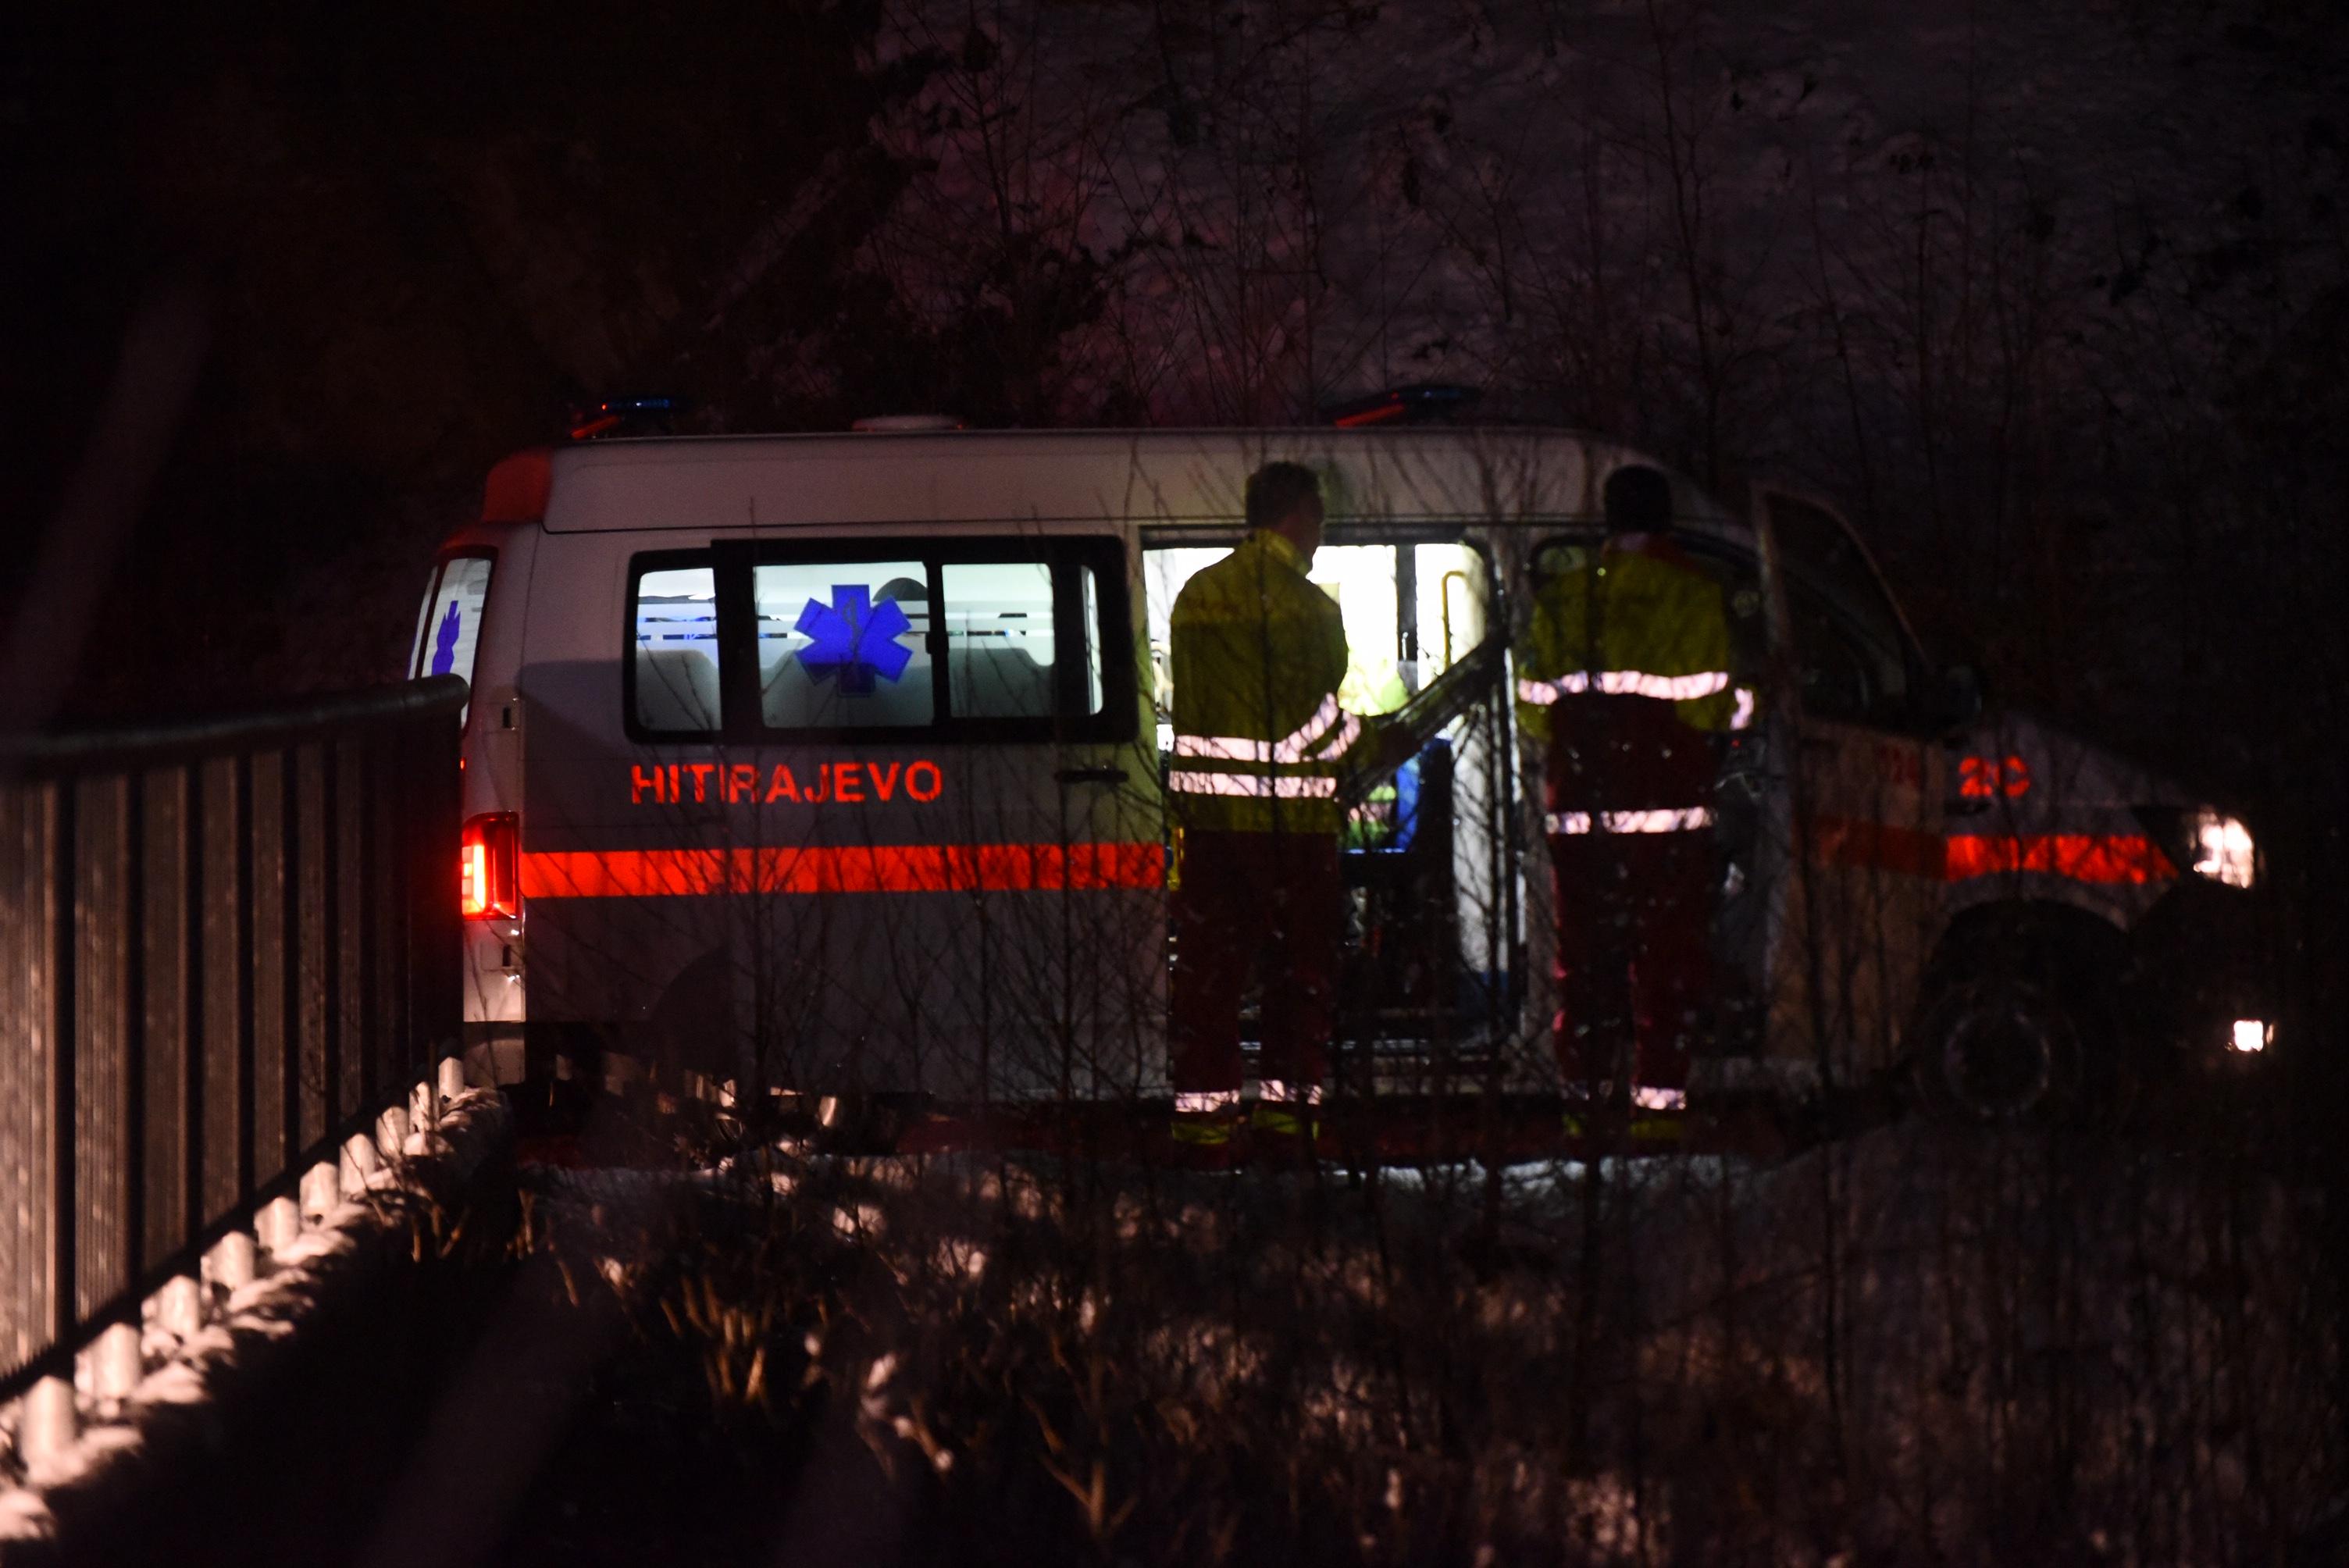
[1516,464,1736,1135]
[1165,461,1392,1156]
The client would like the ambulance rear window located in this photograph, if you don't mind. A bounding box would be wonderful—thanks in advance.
[410,552,494,724]
[623,537,1133,743]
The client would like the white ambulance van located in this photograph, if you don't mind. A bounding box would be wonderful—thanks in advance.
[408,424,2270,1121]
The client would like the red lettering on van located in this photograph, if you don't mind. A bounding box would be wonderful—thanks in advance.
[631,757,943,807]
[1959,754,2033,799]
[1874,743,1922,789]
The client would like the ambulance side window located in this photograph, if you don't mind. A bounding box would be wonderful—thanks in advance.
[1786,585,1888,724]
[1782,572,1919,729]
[696,536,1133,742]
[631,561,722,735]
[1080,563,1105,715]
[411,552,495,722]
[755,559,936,729]
[1767,495,1922,730]
[941,561,1054,720]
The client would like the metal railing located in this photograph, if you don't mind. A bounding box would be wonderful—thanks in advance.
[0,676,465,1402]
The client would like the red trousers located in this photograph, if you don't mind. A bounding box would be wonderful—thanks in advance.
[1545,694,1717,1099]
[1170,830,1342,1098]
[1548,829,1713,1097]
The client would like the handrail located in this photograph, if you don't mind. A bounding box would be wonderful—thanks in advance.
[1338,636,1504,810]
[1,675,468,775]
[0,679,465,1405]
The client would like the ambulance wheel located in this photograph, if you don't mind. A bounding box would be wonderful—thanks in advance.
[1909,973,2086,1122]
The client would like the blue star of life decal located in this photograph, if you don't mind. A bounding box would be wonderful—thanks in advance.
[429,600,462,676]
[795,584,914,694]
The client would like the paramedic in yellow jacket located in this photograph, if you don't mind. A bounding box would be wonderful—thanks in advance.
[1517,464,1738,1134]
[1165,461,1395,1156]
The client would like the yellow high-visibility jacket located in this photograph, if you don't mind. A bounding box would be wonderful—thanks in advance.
[1515,543,1738,742]
[1168,529,1370,835]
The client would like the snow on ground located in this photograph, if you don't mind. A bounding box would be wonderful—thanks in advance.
[0,1090,513,1559]
[523,1120,2337,1560]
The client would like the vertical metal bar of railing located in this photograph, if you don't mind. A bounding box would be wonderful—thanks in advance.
[0,779,62,1370]
[48,780,74,1367]
[73,774,128,1336]
[408,711,458,1078]
[297,742,329,1155]
[362,730,388,1107]
[178,760,205,1252]
[0,784,26,1367]
[250,747,291,1195]
[0,676,465,1405]
[140,765,186,1276]
[200,754,242,1221]
[336,736,366,1128]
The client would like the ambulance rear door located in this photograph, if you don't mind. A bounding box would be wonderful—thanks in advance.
[520,526,1160,1105]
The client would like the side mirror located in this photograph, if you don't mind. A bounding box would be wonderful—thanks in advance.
[1938,663,1987,728]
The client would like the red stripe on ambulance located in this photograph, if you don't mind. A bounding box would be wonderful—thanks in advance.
[1941,831,2170,885]
[1804,815,2174,886]
[519,841,1165,899]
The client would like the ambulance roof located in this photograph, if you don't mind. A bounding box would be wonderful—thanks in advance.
[523,427,1751,542]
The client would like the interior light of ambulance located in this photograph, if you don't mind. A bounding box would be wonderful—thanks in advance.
[1438,568,1472,665]
[1309,547,1408,714]
[1414,545,1481,679]
[461,812,520,920]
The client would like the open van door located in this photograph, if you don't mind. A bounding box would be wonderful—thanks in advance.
[1142,524,1516,1089]
[1751,485,1948,1086]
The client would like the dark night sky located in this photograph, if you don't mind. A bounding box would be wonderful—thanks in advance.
[6,0,2344,796]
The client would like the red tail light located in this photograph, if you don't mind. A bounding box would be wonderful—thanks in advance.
[460,812,520,921]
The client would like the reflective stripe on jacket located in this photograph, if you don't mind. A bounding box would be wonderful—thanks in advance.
[1168,530,1365,834]
[1515,543,1737,743]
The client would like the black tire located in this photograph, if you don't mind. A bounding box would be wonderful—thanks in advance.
[1908,971,2087,1122]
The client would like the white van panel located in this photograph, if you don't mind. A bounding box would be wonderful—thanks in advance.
[503,516,1160,1102]
[532,429,1738,538]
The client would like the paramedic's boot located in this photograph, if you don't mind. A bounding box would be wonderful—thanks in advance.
[1628,1084,1691,1146]
[1167,1099,1244,1171]
[1559,1086,1610,1142]
[1249,1092,1323,1165]
[1627,1111,1688,1144]
[1570,1096,1687,1146]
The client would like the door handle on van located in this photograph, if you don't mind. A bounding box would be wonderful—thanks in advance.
[1053,766,1130,786]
